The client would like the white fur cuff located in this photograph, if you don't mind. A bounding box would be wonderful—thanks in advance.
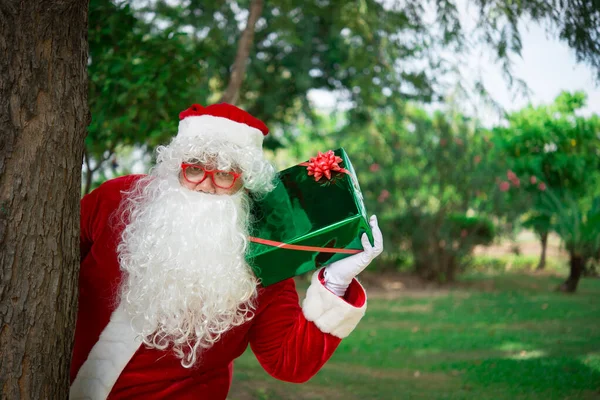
[302,268,367,338]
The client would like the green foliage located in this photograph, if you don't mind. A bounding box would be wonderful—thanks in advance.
[139,0,457,125]
[88,0,212,148]
[344,106,498,215]
[360,107,503,281]
[85,0,214,190]
[397,213,495,250]
[541,192,600,261]
[493,91,600,255]
[521,214,551,236]
[86,0,600,189]
[397,212,496,282]
[86,0,462,189]
[493,91,600,201]
[86,0,600,142]
[446,214,495,246]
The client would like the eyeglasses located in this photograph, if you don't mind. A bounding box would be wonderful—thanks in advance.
[180,163,242,189]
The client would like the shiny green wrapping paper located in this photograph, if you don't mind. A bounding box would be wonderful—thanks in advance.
[247,148,373,287]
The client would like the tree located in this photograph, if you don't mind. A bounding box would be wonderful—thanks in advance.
[494,91,600,282]
[542,193,600,292]
[0,1,88,397]
[522,214,552,270]
[219,0,264,104]
[84,0,452,191]
[86,0,600,192]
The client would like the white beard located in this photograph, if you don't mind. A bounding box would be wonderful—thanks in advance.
[117,175,259,368]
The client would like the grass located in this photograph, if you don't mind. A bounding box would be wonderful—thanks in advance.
[227,272,600,400]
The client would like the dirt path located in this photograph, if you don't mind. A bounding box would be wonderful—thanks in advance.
[473,230,567,259]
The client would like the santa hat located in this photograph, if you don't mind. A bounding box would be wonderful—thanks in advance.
[178,103,269,150]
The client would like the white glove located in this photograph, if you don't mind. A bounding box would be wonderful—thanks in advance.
[324,215,384,296]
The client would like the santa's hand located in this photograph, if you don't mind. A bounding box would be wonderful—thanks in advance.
[323,215,384,296]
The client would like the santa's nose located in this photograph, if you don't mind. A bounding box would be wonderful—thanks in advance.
[195,177,216,194]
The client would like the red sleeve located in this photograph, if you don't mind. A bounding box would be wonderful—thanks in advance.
[79,174,143,260]
[248,278,343,383]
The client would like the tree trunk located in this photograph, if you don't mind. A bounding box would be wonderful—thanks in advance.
[445,254,457,283]
[0,1,89,398]
[218,0,264,105]
[536,231,548,271]
[558,252,585,293]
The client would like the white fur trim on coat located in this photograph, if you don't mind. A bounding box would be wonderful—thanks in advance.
[70,304,142,400]
[178,115,264,149]
[302,268,367,338]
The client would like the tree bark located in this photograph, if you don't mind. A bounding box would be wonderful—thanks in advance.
[218,0,264,105]
[0,1,89,398]
[536,231,548,271]
[558,252,585,293]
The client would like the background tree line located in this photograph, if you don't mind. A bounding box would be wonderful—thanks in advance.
[87,0,600,293]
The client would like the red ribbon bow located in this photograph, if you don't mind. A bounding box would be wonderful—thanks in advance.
[301,150,349,181]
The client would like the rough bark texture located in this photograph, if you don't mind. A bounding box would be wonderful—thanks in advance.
[559,253,585,293]
[0,1,89,398]
[536,231,548,271]
[219,0,264,105]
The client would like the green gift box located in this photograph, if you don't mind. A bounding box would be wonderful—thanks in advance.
[247,148,373,287]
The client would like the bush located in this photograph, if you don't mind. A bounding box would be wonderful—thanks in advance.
[445,214,495,246]
[400,212,497,282]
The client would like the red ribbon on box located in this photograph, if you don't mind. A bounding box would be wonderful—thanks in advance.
[248,236,361,254]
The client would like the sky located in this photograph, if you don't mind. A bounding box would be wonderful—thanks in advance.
[466,20,600,126]
[308,6,600,127]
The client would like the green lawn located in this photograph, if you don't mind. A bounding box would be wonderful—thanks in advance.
[228,273,600,400]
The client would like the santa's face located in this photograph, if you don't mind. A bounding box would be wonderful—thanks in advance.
[117,154,260,368]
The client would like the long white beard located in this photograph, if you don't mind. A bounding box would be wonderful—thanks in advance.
[117,176,259,368]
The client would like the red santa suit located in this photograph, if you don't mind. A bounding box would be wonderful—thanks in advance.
[70,175,367,399]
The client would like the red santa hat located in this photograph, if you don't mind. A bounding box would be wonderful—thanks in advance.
[178,103,269,150]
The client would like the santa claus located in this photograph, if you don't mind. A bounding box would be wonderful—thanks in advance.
[71,103,383,399]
